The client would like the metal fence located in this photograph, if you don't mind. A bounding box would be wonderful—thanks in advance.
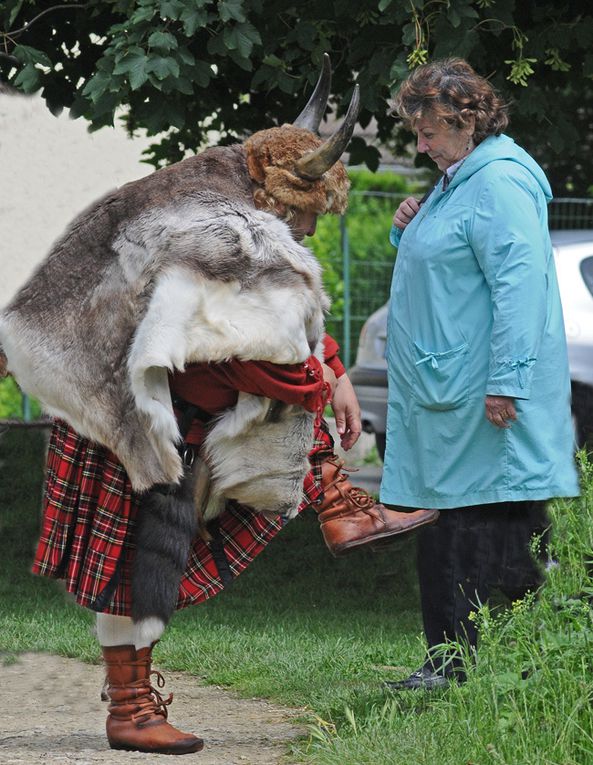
[4,196,593,421]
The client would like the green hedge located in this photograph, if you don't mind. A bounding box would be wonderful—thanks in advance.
[309,169,424,363]
[0,377,40,419]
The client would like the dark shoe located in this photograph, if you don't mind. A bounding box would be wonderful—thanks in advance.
[103,643,204,754]
[384,666,450,691]
[315,456,439,557]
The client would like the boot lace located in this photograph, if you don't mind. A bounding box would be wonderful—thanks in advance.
[323,456,383,519]
[130,670,173,723]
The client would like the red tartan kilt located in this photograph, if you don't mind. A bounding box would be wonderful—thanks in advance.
[32,419,331,615]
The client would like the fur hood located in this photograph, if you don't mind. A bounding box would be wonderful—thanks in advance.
[0,146,329,516]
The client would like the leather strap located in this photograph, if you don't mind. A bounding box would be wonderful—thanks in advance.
[173,394,233,589]
[206,518,234,588]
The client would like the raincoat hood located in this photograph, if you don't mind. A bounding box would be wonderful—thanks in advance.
[450,134,553,202]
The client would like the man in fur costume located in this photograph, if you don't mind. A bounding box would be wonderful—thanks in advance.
[0,56,437,755]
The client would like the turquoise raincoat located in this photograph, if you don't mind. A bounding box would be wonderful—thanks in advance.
[380,134,580,509]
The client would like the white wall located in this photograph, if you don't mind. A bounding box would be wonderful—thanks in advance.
[0,93,154,307]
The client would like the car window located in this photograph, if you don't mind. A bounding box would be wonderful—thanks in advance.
[580,257,593,298]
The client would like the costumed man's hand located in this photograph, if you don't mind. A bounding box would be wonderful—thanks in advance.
[393,196,421,230]
[331,373,362,450]
[321,362,338,397]
[485,395,517,429]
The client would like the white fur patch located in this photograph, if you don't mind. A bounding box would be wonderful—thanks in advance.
[202,392,314,521]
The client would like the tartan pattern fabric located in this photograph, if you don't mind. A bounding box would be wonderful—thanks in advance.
[32,418,332,615]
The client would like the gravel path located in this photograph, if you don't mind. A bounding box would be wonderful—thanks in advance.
[0,653,306,764]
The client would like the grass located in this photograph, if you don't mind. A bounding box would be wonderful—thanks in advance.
[1,428,593,764]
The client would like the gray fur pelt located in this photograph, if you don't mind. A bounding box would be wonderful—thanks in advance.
[0,145,328,520]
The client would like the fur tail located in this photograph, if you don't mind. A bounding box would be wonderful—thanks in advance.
[131,469,198,625]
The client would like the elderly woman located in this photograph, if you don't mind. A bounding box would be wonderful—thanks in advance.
[381,58,580,690]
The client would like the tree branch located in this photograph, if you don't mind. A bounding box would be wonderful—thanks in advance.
[3,3,86,39]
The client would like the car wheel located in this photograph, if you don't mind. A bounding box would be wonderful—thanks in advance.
[375,432,386,462]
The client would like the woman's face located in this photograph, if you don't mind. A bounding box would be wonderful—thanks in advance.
[414,115,474,172]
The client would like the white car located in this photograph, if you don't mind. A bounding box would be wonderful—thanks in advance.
[349,229,593,458]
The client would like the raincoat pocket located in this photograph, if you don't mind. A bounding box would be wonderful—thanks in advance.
[412,341,470,410]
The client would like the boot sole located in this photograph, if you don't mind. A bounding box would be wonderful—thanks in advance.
[110,740,204,755]
[329,512,439,556]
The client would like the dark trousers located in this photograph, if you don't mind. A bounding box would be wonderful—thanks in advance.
[416,501,549,672]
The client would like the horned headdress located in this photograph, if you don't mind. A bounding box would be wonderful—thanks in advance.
[245,54,359,216]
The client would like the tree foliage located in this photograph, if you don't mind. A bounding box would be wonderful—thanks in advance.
[1,1,591,192]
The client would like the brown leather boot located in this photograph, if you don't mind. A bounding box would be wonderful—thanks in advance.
[103,643,204,755]
[314,456,439,557]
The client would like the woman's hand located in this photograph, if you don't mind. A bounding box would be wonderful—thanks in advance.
[393,196,421,230]
[331,374,362,450]
[485,395,517,429]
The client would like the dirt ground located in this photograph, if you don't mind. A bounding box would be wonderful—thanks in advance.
[0,653,306,765]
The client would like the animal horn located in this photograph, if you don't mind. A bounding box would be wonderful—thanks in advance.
[292,53,332,133]
[294,84,360,180]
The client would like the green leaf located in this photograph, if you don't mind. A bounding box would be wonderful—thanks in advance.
[192,60,212,87]
[401,22,416,47]
[389,57,409,86]
[180,5,209,35]
[12,63,41,93]
[251,65,272,89]
[130,6,156,23]
[177,46,196,66]
[113,50,150,90]
[347,137,381,172]
[159,0,185,19]
[129,67,149,91]
[448,8,461,28]
[295,22,317,51]
[219,0,246,23]
[113,46,146,68]
[207,32,228,57]
[147,55,180,80]
[148,30,179,51]
[224,22,260,58]
[378,0,394,10]
[228,49,253,71]
[142,100,185,133]
[8,0,25,26]
[82,70,112,102]
[262,54,284,68]
[174,76,194,95]
[12,44,52,68]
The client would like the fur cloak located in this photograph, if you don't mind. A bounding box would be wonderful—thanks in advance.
[0,145,329,519]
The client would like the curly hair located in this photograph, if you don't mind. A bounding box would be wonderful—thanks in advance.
[390,58,508,145]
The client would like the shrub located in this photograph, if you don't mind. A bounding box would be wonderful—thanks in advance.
[0,377,41,419]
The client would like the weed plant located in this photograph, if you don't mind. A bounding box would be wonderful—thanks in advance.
[301,453,593,765]
[1,429,592,764]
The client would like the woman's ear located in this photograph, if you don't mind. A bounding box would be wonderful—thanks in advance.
[460,109,476,136]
